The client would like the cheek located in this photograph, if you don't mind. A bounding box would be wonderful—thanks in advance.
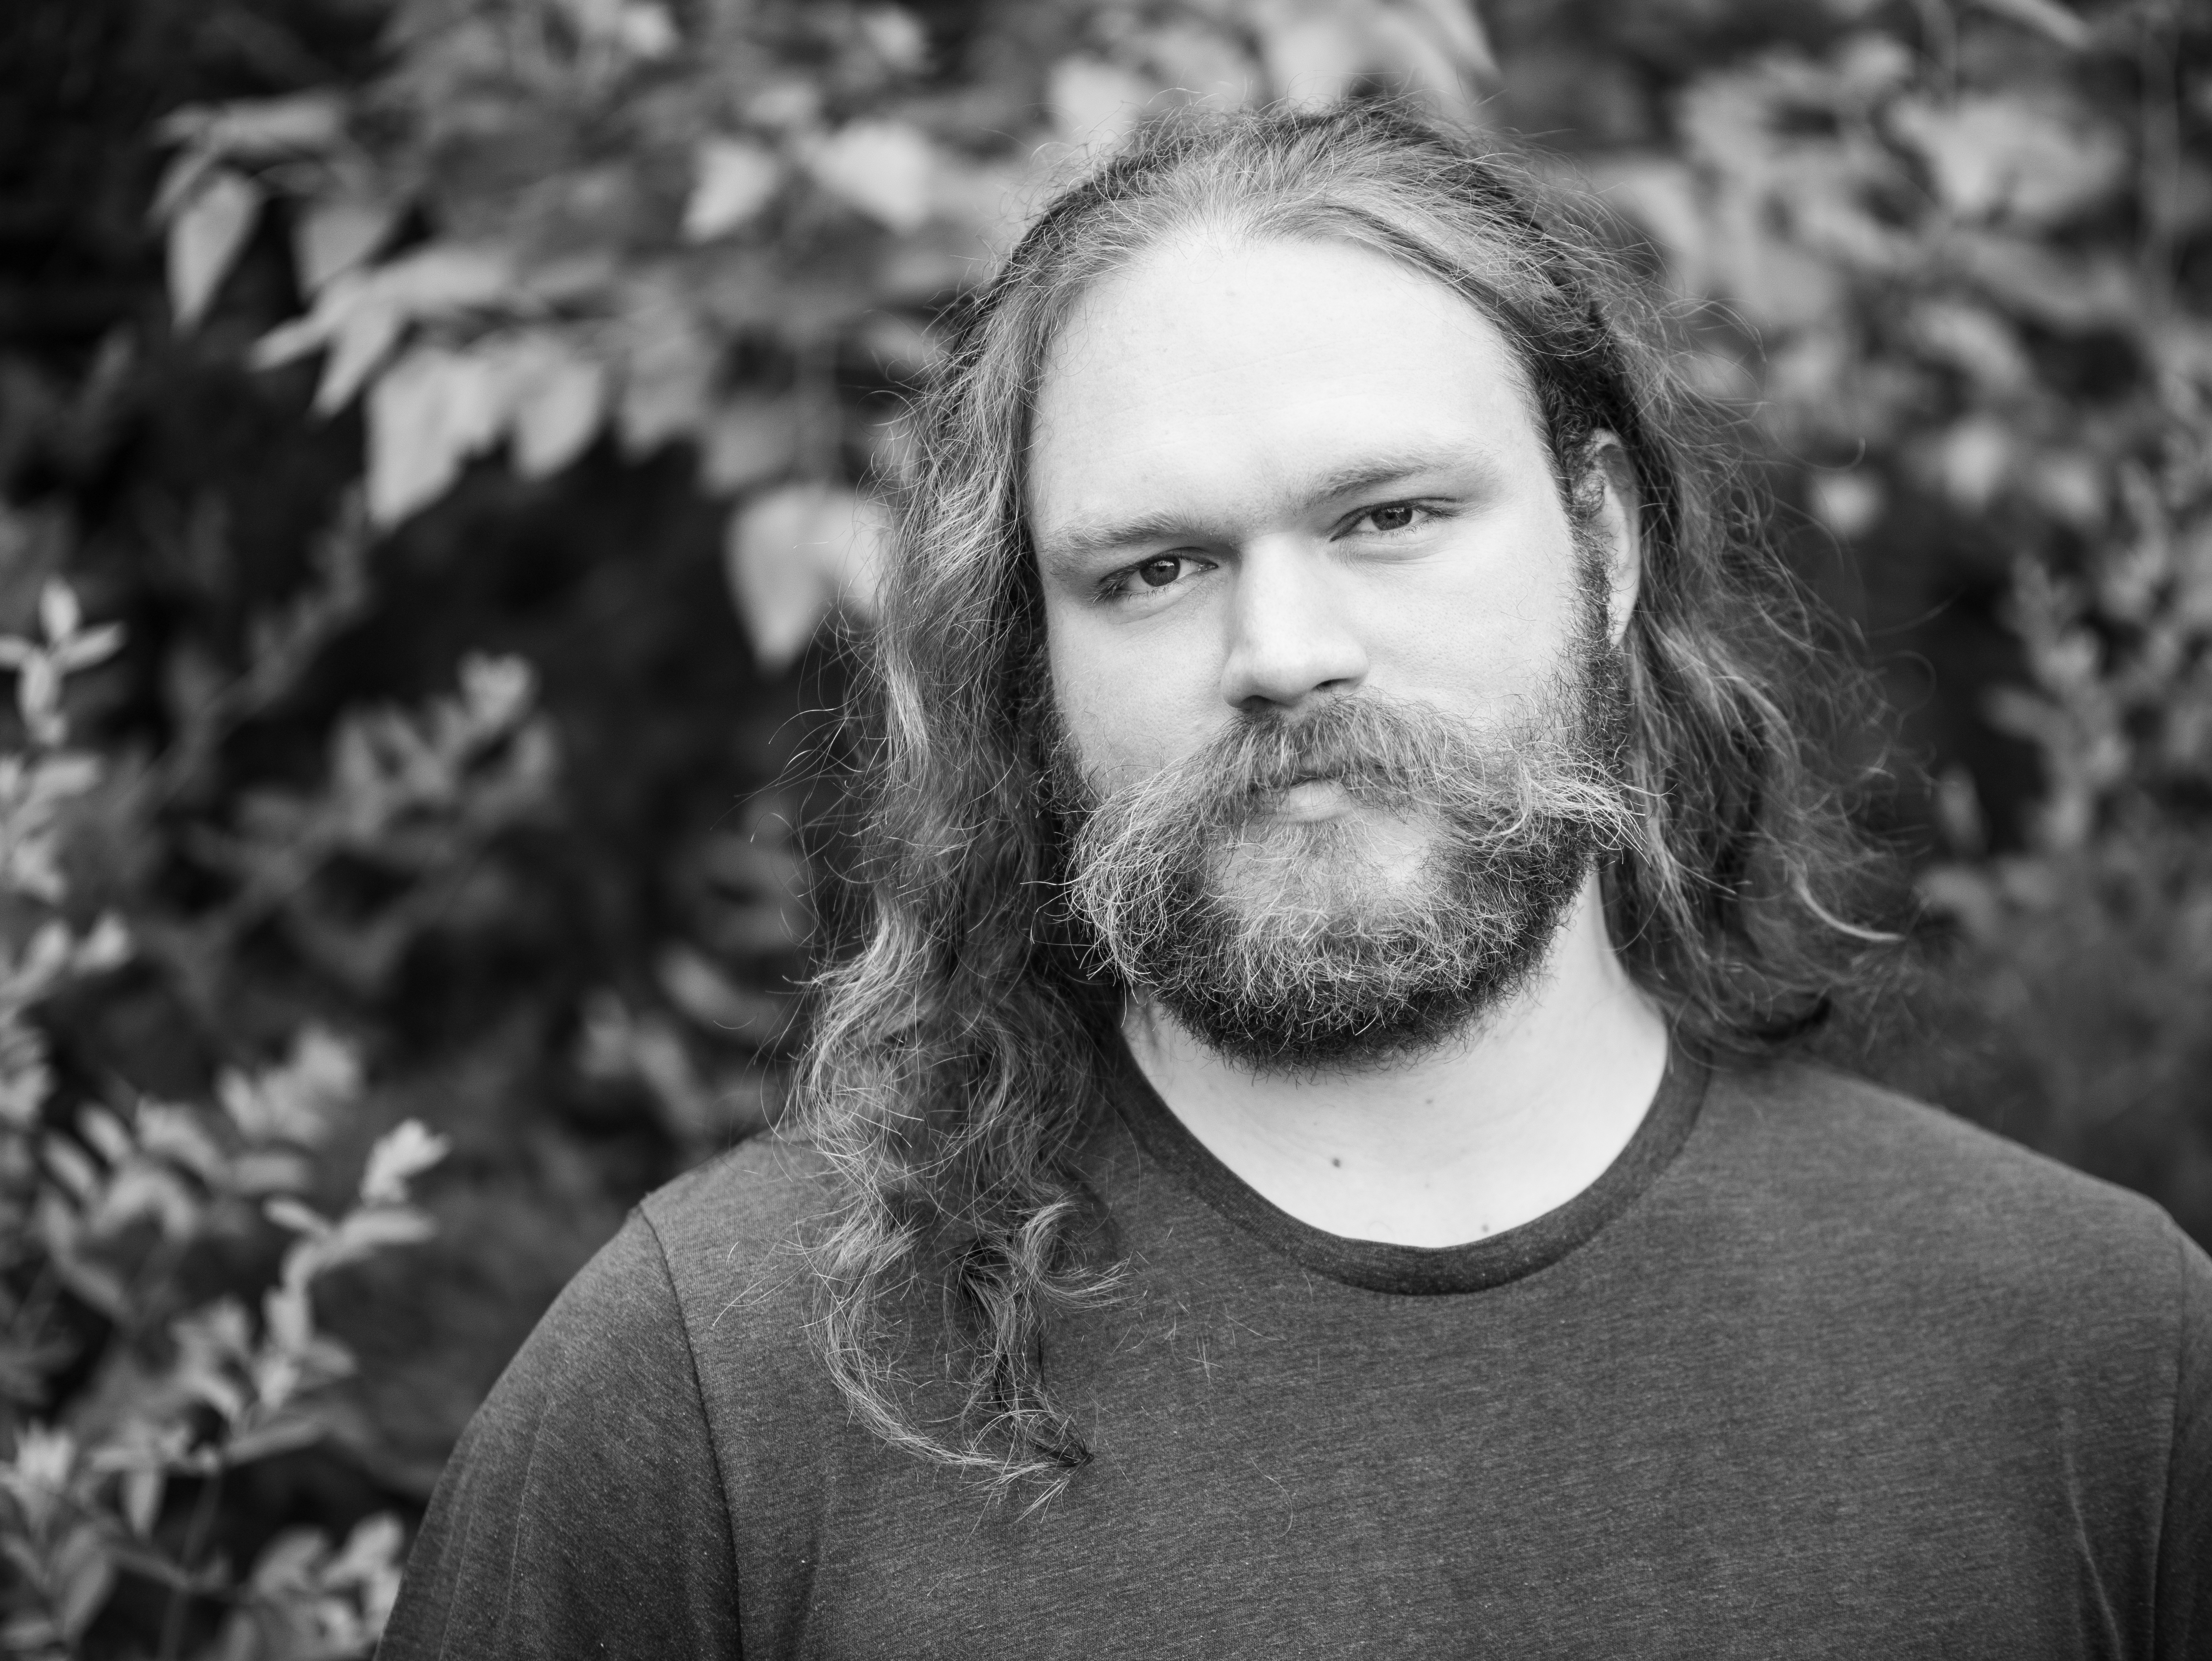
[1043,600,1219,790]
[1388,507,1585,700]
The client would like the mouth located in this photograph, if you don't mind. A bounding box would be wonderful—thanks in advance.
[1262,777,1356,824]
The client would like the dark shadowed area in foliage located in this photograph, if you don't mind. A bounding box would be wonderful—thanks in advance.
[0,0,2206,1652]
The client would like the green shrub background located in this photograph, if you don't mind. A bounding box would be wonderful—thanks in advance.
[0,0,2206,1652]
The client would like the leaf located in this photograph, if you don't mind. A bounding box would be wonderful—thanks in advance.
[1251,4,1369,107]
[560,0,680,57]
[169,169,264,330]
[1593,157,1713,287]
[1892,95,2123,225]
[43,1136,102,1203]
[252,309,341,382]
[1931,416,2015,511]
[96,1164,201,1240]
[314,300,407,415]
[657,944,787,1039]
[263,1279,315,1354]
[1964,0,2090,48]
[220,1028,361,1146]
[493,334,607,477]
[365,345,510,525]
[724,485,889,671]
[294,195,399,295]
[2024,449,2107,531]
[121,1466,164,1538]
[229,1150,313,1194]
[699,398,797,493]
[250,244,514,413]
[55,621,122,673]
[618,1,679,58]
[858,5,929,71]
[224,1414,327,1467]
[325,1513,406,1591]
[806,121,935,234]
[264,1197,331,1239]
[1910,298,2032,393]
[1048,57,1157,145]
[726,491,834,672]
[458,652,537,732]
[78,1105,132,1165]
[136,1102,226,1182]
[157,93,347,160]
[173,1297,254,1365]
[1809,470,1887,539]
[248,1524,330,1592]
[684,138,784,241]
[20,919,77,983]
[1361,7,1481,113]
[1949,234,2137,331]
[38,579,80,644]
[53,1523,115,1641]
[0,1056,53,1132]
[358,1119,449,1206]
[38,1212,130,1320]
[15,651,64,746]
[1139,21,1256,107]
[323,1205,436,1268]
[1387,0,1500,82]
[151,148,217,224]
[27,751,103,804]
[615,297,715,454]
[8,1423,75,1492]
[71,913,131,973]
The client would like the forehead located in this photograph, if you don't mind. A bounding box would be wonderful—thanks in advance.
[1026,234,1549,544]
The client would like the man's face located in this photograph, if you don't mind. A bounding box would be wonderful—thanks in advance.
[1026,234,1637,1063]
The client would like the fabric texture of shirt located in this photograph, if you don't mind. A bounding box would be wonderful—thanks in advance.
[378,1047,2212,1659]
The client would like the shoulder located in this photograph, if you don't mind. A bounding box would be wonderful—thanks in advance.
[508,1134,837,1359]
[1691,1060,2199,1318]
[628,1133,852,1419]
[1700,1059,2168,1233]
[457,1134,845,1451]
[639,1132,839,1276]
[379,1154,783,1658]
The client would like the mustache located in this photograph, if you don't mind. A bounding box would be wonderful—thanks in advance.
[1049,685,1636,843]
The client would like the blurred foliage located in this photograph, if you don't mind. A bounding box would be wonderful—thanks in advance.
[1555,0,2212,1233]
[0,561,445,1656]
[153,0,1493,662]
[0,0,2205,1651]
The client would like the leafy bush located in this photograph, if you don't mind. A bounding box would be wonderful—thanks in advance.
[1552,0,2212,1234]
[0,561,450,1655]
[0,0,2205,1652]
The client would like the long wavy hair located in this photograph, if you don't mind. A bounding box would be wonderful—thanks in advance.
[796,103,1896,1495]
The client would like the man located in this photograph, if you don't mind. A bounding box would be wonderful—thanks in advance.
[382,106,2211,1658]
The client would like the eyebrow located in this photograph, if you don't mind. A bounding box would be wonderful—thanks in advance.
[1033,446,1491,567]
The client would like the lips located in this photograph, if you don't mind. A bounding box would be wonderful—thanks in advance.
[1253,757,1361,792]
[1253,777,1358,825]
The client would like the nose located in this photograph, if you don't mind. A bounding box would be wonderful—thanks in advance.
[1216,538,1369,712]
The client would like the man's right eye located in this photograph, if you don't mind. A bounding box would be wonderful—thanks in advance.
[1097,552,1210,602]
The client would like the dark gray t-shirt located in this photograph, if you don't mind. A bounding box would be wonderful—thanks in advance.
[380,1050,2212,1659]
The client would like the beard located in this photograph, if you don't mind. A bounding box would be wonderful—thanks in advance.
[1042,615,1639,1072]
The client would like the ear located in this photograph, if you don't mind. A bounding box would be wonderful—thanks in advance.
[1583,432,1643,648]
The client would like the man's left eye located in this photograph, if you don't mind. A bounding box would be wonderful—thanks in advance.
[1362,504,1421,533]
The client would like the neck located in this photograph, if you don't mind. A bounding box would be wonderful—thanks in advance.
[1121,869,1670,1248]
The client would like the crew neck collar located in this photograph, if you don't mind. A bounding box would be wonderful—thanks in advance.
[1105,1034,1709,1296]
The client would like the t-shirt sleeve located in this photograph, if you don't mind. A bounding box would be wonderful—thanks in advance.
[377,1210,743,1661]
[2158,1222,2212,1660]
